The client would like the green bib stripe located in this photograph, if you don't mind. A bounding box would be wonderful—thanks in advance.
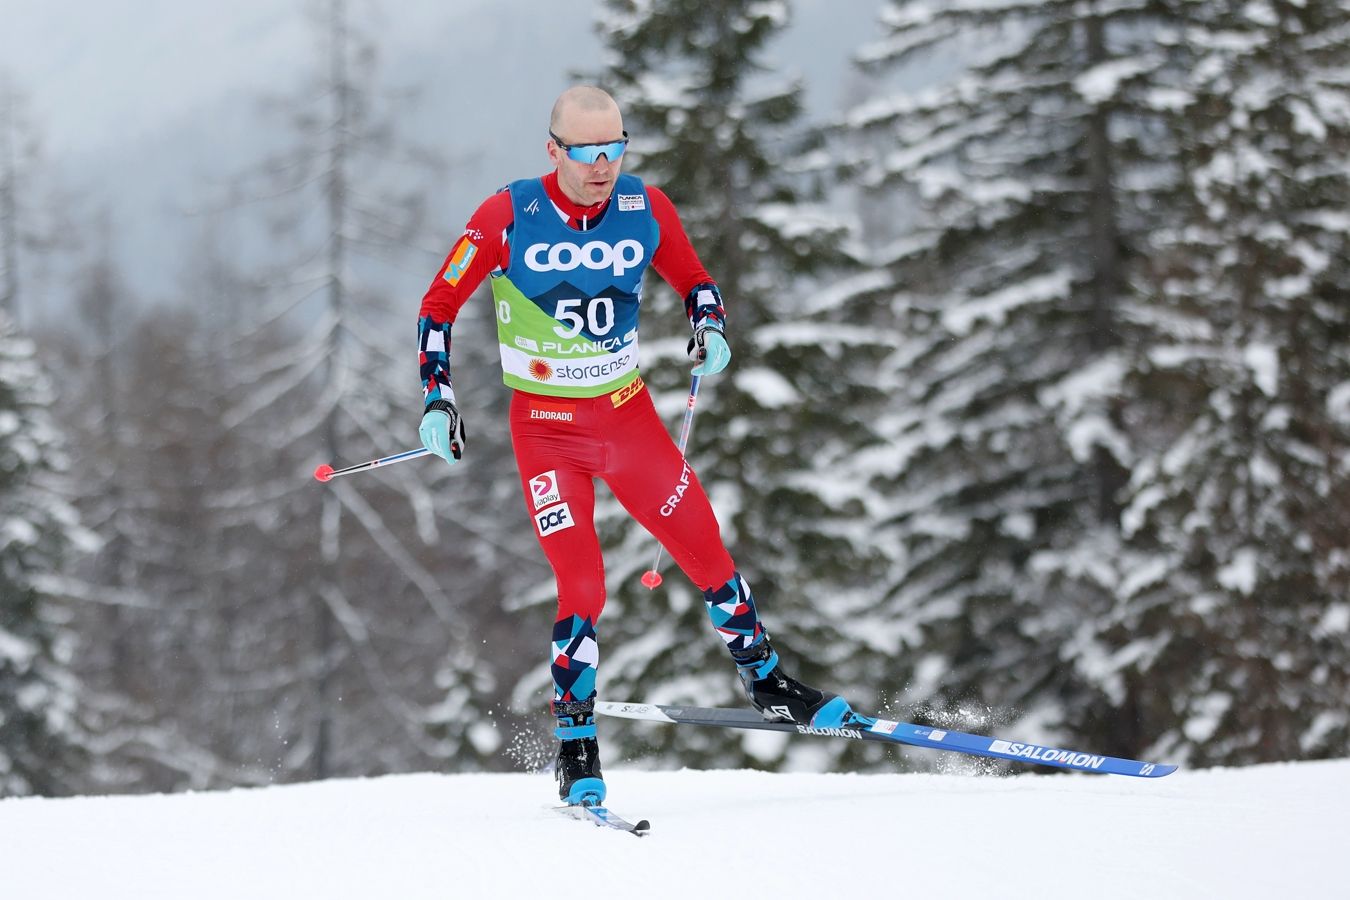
[490,273,642,397]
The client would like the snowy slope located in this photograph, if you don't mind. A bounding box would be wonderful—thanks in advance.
[2,760,1347,899]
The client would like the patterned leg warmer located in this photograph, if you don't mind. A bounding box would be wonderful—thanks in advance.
[551,615,599,738]
[702,571,767,653]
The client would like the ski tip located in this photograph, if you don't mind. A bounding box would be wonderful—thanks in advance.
[313,464,334,482]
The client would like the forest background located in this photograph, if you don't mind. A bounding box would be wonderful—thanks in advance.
[1,0,1346,796]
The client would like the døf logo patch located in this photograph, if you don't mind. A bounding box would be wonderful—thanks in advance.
[534,502,575,537]
[442,237,478,286]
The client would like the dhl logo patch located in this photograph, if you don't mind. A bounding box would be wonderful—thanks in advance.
[611,375,644,409]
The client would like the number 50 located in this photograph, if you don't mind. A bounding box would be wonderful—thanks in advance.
[554,297,615,339]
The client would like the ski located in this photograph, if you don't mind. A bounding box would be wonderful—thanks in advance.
[556,800,651,836]
[596,701,1177,778]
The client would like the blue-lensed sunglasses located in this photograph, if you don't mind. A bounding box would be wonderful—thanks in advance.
[550,130,629,164]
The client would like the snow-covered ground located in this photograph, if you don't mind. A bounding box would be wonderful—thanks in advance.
[3,760,1347,899]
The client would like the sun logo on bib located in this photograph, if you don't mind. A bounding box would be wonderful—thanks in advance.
[529,359,554,381]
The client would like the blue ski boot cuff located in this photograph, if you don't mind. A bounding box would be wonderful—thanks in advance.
[555,723,598,740]
[730,637,779,680]
[738,648,779,680]
[553,696,599,739]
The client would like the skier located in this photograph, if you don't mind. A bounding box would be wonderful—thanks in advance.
[416,85,863,805]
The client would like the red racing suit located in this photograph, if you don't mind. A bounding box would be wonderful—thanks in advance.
[418,171,743,706]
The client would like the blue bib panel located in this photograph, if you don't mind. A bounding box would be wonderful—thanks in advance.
[489,174,659,397]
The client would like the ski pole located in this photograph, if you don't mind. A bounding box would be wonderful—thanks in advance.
[641,373,702,590]
[313,447,431,482]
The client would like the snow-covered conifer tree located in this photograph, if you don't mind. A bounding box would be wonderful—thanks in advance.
[846,0,1350,767]
[1105,0,1350,765]
[0,310,87,794]
[840,0,1183,746]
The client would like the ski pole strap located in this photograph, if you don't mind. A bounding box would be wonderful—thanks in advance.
[555,723,598,740]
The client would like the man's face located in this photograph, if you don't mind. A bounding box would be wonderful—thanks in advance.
[547,105,626,207]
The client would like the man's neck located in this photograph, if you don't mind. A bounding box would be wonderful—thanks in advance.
[543,171,610,226]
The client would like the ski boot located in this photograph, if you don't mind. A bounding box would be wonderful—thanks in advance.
[553,697,605,804]
[730,637,862,729]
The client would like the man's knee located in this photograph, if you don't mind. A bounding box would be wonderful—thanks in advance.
[556,565,607,622]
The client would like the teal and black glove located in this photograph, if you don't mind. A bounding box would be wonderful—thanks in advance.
[688,325,731,376]
[419,399,467,465]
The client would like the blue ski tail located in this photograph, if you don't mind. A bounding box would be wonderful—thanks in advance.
[556,801,650,835]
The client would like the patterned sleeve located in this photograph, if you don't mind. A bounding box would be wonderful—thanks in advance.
[418,315,455,406]
[683,282,726,333]
[417,190,514,407]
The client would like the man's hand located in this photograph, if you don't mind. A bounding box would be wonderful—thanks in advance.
[688,325,731,376]
[420,399,467,465]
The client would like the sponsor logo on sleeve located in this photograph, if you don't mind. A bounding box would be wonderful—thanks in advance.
[534,501,575,537]
[529,471,562,510]
[443,237,478,286]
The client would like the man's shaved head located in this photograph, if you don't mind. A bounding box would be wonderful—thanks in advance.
[550,86,621,135]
